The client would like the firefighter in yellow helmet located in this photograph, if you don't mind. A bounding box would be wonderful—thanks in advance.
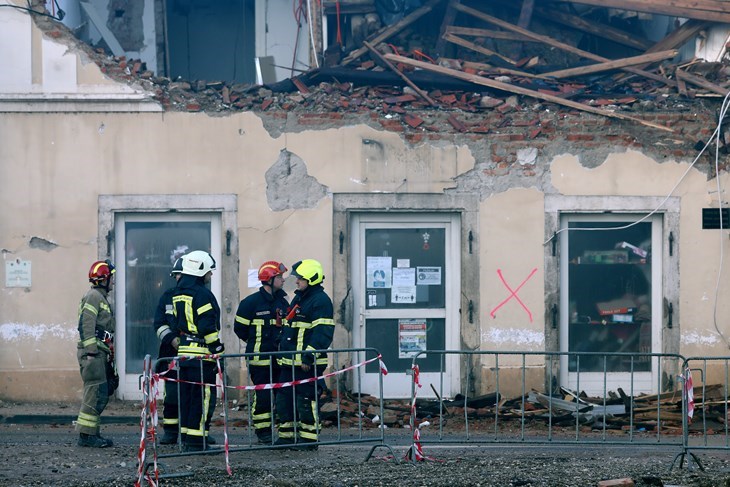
[275,259,334,450]
[76,259,117,448]
[234,260,289,444]
[171,250,224,451]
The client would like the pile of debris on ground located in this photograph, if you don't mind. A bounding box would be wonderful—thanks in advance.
[31,1,730,133]
[299,382,727,433]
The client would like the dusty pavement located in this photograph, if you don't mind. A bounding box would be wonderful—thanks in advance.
[1,399,730,487]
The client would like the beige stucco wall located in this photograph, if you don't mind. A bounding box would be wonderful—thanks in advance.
[1,7,729,402]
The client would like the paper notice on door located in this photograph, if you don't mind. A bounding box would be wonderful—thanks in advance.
[391,286,416,304]
[399,319,427,358]
[392,267,415,286]
[417,266,441,285]
[367,256,392,288]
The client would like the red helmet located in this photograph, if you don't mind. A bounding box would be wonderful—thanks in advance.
[258,261,287,283]
[89,260,116,284]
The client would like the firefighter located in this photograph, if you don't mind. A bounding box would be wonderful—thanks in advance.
[275,259,334,450]
[76,259,117,448]
[172,250,225,451]
[234,260,289,444]
[153,257,184,445]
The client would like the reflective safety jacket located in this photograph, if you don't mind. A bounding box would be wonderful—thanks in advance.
[278,284,334,367]
[234,287,289,366]
[172,275,221,362]
[153,285,179,359]
[77,286,115,355]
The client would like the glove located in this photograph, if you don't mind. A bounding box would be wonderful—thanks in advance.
[302,352,315,366]
[171,337,180,350]
[209,340,225,355]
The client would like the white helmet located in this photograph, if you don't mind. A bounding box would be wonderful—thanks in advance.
[182,250,216,277]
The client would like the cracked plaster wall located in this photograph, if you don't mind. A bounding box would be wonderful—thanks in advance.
[1,105,729,399]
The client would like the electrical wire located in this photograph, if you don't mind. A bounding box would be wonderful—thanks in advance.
[0,1,64,21]
[306,0,320,68]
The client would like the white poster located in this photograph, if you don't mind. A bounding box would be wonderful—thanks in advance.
[399,319,427,358]
[367,256,392,288]
[247,269,259,288]
[392,267,415,286]
[391,286,417,304]
[417,266,441,285]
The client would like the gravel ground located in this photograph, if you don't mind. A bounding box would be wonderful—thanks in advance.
[1,400,729,486]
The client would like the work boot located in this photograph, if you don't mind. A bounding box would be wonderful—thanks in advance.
[292,440,318,451]
[274,437,294,449]
[158,430,179,445]
[256,430,273,444]
[78,433,113,448]
[204,434,217,445]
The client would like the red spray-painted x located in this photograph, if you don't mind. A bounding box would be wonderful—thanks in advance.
[489,268,538,322]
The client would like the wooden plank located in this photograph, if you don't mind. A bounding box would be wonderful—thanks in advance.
[676,69,730,96]
[517,0,535,29]
[551,0,730,23]
[446,26,536,42]
[458,59,542,78]
[341,0,443,66]
[435,0,462,57]
[442,32,518,65]
[453,3,676,87]
[384,54,674,132]
[362,41,437,106]
[531,3,652,51]
[540,49,677,79]
[632,20,709,72]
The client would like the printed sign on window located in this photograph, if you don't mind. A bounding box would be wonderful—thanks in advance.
[399,319,427,358]
[367,256,392,288]
[417,266,441,285]
[391,286,416,304]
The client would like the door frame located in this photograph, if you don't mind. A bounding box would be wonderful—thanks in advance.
[544,195,680,396]
[114,212,222,400]
[99,194,239,400]
[558,212,662,395]
[350,212,461,399]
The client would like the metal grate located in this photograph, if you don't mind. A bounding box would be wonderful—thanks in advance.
[702,208,730,229]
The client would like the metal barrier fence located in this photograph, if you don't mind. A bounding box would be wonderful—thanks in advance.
[677,356,730,470]
[407,351,691,462]
[136,347,393,484]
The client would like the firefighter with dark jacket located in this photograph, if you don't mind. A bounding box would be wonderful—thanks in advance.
[76,259,118,448]
[234,260,289,444]
[153,257,184,445]
[275,259,334,449]
[172,250,224,451]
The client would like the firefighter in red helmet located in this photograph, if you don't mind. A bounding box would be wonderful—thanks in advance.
[234,260,289,443]
[76,259,117,448]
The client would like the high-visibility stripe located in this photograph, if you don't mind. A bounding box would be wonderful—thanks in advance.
[172,295,196,334]
[186,386,212,438]
[83,303,98,315]
[162,418,179,426]
[197,303,212,315]
[80,337,96,347]
[204,332,219,344]
[99,302,111,313]
[157,324,172,341]
[312,317,334,326]
[235,315,249,325]
[77,411,99,428]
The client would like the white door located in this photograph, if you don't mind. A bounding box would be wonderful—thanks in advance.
[114,213,222,400]
[351,213,461,399]
[559,213,662,395]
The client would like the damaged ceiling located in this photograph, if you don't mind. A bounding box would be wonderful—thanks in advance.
[27,0,730,135]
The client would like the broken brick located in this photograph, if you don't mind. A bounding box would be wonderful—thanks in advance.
[261,99,273,110]
[404,114,424,128]
[447,115,466,132]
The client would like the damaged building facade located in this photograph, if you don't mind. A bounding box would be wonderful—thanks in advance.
[0,0,729,403]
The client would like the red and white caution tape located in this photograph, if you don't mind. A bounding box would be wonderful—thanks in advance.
[138,353,388,481]
[684,366,695,423]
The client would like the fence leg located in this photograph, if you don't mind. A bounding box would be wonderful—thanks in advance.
[670,449,705,472]
[364,444,399,464]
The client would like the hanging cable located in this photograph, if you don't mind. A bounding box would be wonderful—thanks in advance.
[306,0,320,68]
[335,0,342,46]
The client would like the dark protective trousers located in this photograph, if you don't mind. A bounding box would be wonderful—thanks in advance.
[275,365,321,443]
[249,363,279,436]
[179,360,217,446]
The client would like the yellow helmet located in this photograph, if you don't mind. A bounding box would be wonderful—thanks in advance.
[290,259,324,286]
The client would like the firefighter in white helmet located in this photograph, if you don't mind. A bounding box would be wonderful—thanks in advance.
[171,250,224,451]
